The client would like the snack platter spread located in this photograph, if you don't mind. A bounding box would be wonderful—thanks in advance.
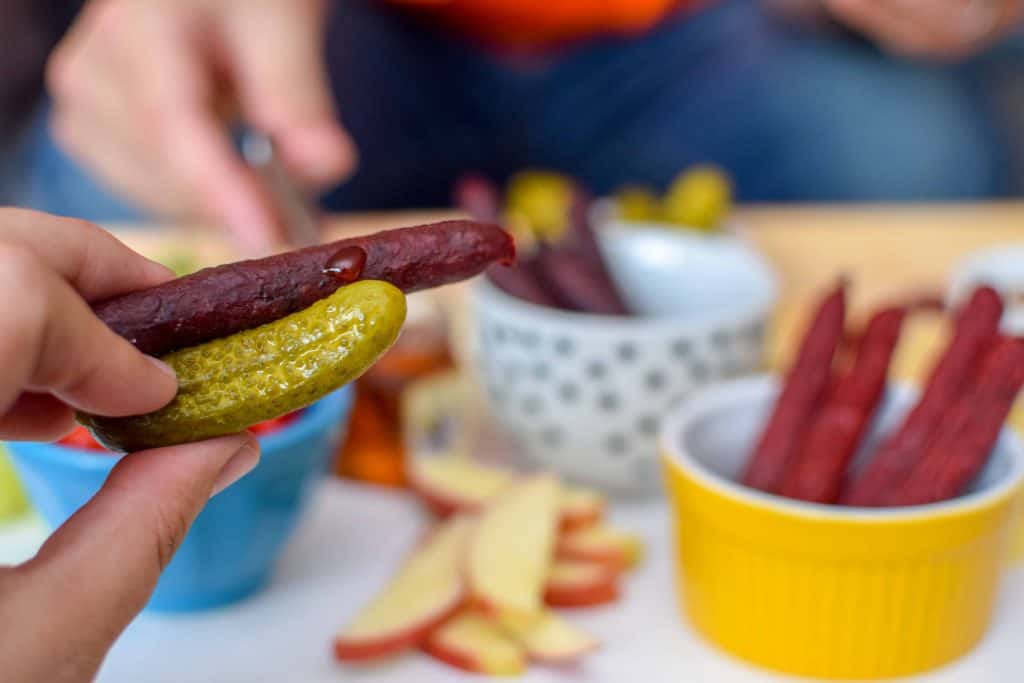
[1,479,1021,682]
[2,209,1024,682]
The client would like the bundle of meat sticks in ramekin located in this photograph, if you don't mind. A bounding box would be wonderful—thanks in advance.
[743,283,1023,506]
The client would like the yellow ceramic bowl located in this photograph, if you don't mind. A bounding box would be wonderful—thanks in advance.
[661,376,1024,680]
[1011,401,1024,562]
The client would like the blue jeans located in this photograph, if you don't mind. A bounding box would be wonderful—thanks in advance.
[0,103,143,221]
[0,0,1010,219]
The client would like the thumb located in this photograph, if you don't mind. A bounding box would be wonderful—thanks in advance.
[223,2,355,187]
[11,433,258,678]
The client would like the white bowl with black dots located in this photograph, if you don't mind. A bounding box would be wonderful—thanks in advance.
[470,228,778,496]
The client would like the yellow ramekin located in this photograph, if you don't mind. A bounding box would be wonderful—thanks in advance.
[660,376,1024,680]
[1009,401,1024,562]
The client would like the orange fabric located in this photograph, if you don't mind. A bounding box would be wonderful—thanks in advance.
[391,0,690,48]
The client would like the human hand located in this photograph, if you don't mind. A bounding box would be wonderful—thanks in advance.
[0,209,260,682]
[824,0,1024,59]
[47,0,355,252]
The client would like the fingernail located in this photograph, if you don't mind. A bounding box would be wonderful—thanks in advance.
[211,441,260,498]
[145,257,176,282]
[147,356,178,384]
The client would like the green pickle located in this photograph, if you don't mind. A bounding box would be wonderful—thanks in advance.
[0,445,28,519]
[615,185,660,222]
[662,166,732,231]
[504,171,574,240]
[80,280,407,452]
[158,247,202,277]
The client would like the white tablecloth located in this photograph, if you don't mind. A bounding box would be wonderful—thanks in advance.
[1,479,1020,683]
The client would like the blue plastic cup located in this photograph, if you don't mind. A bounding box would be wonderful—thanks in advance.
[6,387,353,612]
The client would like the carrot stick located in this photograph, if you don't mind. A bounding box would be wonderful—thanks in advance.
[881,337,1024,506]
[840,286,1003,505]
[779,307,905,503]
[742,282,847,492]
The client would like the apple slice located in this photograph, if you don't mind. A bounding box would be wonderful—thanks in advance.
[422,611,526,675]
[559,485,605,531]
[409,455,515,517]
[410,456,606,531]
[469,474,561,628]
[334,516,472,662]
[514,611,600,664]
[556,524,644,571]
[544,559,620,608]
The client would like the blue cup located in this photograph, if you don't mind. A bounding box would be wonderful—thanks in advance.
[6,387,353,612]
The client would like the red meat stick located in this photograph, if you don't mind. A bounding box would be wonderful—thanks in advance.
[452,173,502,223]
[487,258,563,308]
[453,173,565,309]
[882,337,1024,506]
[534,244,627,315]
[840,286,1003,505]
[562,189,630,315]
[779,307,905,503]
[742,282,847,492]
[95,220,514,356]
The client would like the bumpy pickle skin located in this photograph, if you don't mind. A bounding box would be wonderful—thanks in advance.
[79,280,407,452]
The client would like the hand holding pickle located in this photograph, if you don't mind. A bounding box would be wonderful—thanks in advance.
[0,208,263,683]
[83,220,514,451]
[0,210,515,683]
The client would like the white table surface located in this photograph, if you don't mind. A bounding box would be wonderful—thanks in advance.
[1,478,1022,683]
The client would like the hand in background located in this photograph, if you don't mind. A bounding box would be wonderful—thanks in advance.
[0,209,259,682]
[46,0,355,252]
[824,0,1024,59]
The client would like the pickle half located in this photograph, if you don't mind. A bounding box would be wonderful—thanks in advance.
[80,280,407,452]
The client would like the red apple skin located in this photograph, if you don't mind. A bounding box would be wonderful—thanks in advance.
[421,637,480,673]
[558,507,603,533]
[333,602,462,662]
[543,562,621,609]
[411,464,605,532]
[555,528,642,572]
[544,580,619,609]
[467,595,501,620]
[526,638,601,665]
[555,547,627,572]
[421,612,527,675]
[420,490,601,532]
[413,486,481,519]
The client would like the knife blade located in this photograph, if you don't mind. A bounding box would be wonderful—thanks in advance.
[241,130,321,247]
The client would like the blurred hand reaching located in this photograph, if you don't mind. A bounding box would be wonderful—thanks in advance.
[47,0,355,252]
[824,0,1024,59]
[0,209,259,682]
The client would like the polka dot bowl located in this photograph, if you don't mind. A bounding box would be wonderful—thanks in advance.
[470,228,778,496]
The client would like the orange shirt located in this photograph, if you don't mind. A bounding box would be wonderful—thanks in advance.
[392,0,694,49]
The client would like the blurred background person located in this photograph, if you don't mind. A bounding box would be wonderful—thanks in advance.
[1,0,1022,250]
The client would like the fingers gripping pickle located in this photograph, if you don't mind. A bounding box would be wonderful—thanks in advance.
[79,281,407,452]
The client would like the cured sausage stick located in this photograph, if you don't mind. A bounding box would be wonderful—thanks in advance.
[95,220,515,356]
[742,282,847,492]
[779,308,905,503]
[840,286,1003,505]
[882,337,1024,506]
